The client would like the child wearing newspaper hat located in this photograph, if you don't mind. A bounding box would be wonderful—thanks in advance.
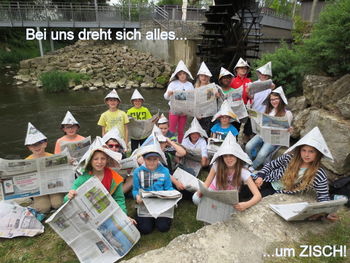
[254,127,338,221]
[164,60,194,143]
[217,67,234,98]
[192,132,261,211]
[210,101,239,139]
[54,111,85,154]
[25,123,64,213]
[97,89,129,147]
[245,87,293,170]
[157,113,177,142]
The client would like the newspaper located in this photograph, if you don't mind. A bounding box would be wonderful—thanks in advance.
[219,87,248,120]
[137,190,182,218]
[269,198,348,221]
[115,157,139,178]
[196,182,239,224]
[0,153,75,201]
[172,167,201,192]
[170,83,218,118]
[60,136,91,161]
[128,113,159,140]
[248,108,290,147]
[207,138,223,157]
[0,201,44,238]
[248,79,273,96]
[46,177,140,263]
[181,157,202,177]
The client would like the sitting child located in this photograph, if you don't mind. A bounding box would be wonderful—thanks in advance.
[157,113,177,142]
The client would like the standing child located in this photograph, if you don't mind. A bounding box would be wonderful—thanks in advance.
[98,89,129,146]
[54,111,85,154]
[25,122,64,213]
[192,132,261,210]
[245,87,293,170]
[127,89,152,152]
[164,60,194,143]
[217,67,234,98]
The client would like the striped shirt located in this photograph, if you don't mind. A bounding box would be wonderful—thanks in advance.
[256,154,330,202]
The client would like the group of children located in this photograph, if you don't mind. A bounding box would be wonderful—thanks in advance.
[21,58,338,237]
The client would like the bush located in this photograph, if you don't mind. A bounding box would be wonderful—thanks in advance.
[155,75,168,85]
[40,71,90,93]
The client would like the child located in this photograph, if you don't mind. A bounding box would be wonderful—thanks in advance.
[25,122,64,213]
[193,132,261,211]
[164,60,194,143]
[54,111,85,154]
[127,89,152,152]
[245,87,293,170]
[157,113,177,142]
[217,67,234,98]
[181,118,209,167]
[210,101,239,140]
[132,149,174,234]
[254,127,338,220]
[98,89,129,145]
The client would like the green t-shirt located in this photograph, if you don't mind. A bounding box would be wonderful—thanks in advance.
[127,106,152,120]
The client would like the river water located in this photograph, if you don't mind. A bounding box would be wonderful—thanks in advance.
[0,67,168,159]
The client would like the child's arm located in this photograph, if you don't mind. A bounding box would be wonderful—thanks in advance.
[167,138,186,157]
[111,183,127,214]
[132,169,141,203]
[234,177,261,211]
[101,126,106,136]
[203,167,216,188]
[54,139,61,154]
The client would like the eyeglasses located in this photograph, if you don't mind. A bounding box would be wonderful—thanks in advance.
[107,144,120,149]
[270,98,280,102]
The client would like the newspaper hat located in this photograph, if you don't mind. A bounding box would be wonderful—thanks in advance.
[184,118,208,139]
[210,132,252,165]
[141,125,167,147]
[25,122,47,145]
[256,61,272,77]
[61,111,80,127]
[169,60,194,82]
[104,89,121,102]
[268,86,288,105]
[136,133,167,164]
[234,58,250,71]
[219,67,234,80]
[130,89,144,102]
[102,127,127,150]
[285,127,334,161]
[197,61,212,77]
[211,100,239,123]
[157,113,168,124]
[79,136,122,167]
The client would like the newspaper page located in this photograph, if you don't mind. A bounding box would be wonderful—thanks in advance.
[269,198,348,221]
[248,79,273,96]
[0,153,75,201]
[60,136,91,161]
[128,113,159,140]
[137,190,182,218]
[170,83,218,118]
[207,138,223,157]
[0,201,44,238]
[46,177,140,263]
[181,157,202,177]
[172,167,201,192]
[196,182,239,224]
[221,87,248,120]
[115,157,139,178]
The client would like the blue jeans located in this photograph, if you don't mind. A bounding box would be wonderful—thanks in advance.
[245,135,278,169]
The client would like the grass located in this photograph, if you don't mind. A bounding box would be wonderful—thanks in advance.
[40,71,90,93]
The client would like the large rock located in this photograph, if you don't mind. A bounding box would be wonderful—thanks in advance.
[336,94,350,119]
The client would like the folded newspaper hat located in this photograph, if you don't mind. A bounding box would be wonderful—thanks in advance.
[285,127,334,161]
[210,132,252,165]
[197,61,212,77]
[219,67,234,80]
[61,111,79,127]
[104,89,121,102]
[271,86,288,105]
[184,118,208,139]
[141,125,167,147]
[211,100,239,123]
[135,134,167,164]
[130,89,144,102]
[169,60,194,82]
[79,136,122,167]
[256,61,272,77]
[25,122,47,146]
[157,113,168,124]
[234,58,250,71]
[102,127,127,150]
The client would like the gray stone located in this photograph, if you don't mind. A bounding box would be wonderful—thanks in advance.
[89,86,98,91]
[35,80,43,88]
[93,79,104,87]
[336,94,350,119]
[302,75,333,107]
[73,85,84,91]
[288,96,307,113]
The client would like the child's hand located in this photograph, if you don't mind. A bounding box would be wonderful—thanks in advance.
[234,202,250,211]
[167,91,174,97]
[196,191,203,198]
[255,177,263,188]
[326,213,339,222]
[287,127,294,133]
[68,190,77,200]
[174,179,185,191]
[128,216,137,225]
[136,195,143,204]
[215,91,220,98]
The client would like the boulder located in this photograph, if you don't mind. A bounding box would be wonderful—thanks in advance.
[89,86,98,91]
[93,78,104,88]
[336,94,350,119]
[288,96,308,113]
[73,85,84,91]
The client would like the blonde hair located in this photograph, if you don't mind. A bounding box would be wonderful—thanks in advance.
[194,75,210,89]
[215,155,243,190]
[282,146,323,191]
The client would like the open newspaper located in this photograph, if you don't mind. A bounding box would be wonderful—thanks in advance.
[60,136,91,161]
[0,201,44,238]
[46,177,140,263]
[207,138,223,157]
[196,182,239,224]
[269,198,348,221]
[128,113,159,140]
[137,190,182,219]
[170,83,218,118]
[247,79,273,96]
[220,87,248,119]
[115,157,139,178]
[248,108,290,147]
[0,153,75,201]
[172,167,202,192]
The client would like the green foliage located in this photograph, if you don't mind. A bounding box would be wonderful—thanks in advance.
[157,0,182,5]
[292,15,311,45]
[40,71,89,93]
[155,75,168,85]
[263,0,294,17]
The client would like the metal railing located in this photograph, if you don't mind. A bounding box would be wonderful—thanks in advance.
[151,3,169,29]
[161,5,207,21]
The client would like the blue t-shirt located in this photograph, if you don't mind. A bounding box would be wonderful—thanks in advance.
[210,123,239,139]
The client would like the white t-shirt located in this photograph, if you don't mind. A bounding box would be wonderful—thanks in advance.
[269,108,293,125]
[181,136,208,158]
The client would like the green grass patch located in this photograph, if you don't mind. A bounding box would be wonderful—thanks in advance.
[155,75,168,86]
[40,71,90,93]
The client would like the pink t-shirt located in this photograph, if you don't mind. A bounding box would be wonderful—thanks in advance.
[54,135,85,154]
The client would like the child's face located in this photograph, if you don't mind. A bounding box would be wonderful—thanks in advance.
[220,115,231,125]
[189,132,200,143]
[158,123,169,136]
[27,141,47,156]
[199,74,210,85]
[236,67,248,77]
[258,73,270,81]
[177,71,187,82]
[132,99,143,109]
[106,98,119,109]
[223,154,237,168]
[144,156,159,171]
[63,124,79,136]
[220,76,232,87]
[269,94,281,109]
[300,145,318,164]
[91,151,108,172]
[106,139,121,152]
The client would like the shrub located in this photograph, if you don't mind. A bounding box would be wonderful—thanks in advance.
[155,75,168,85]
[40,71,90,93]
